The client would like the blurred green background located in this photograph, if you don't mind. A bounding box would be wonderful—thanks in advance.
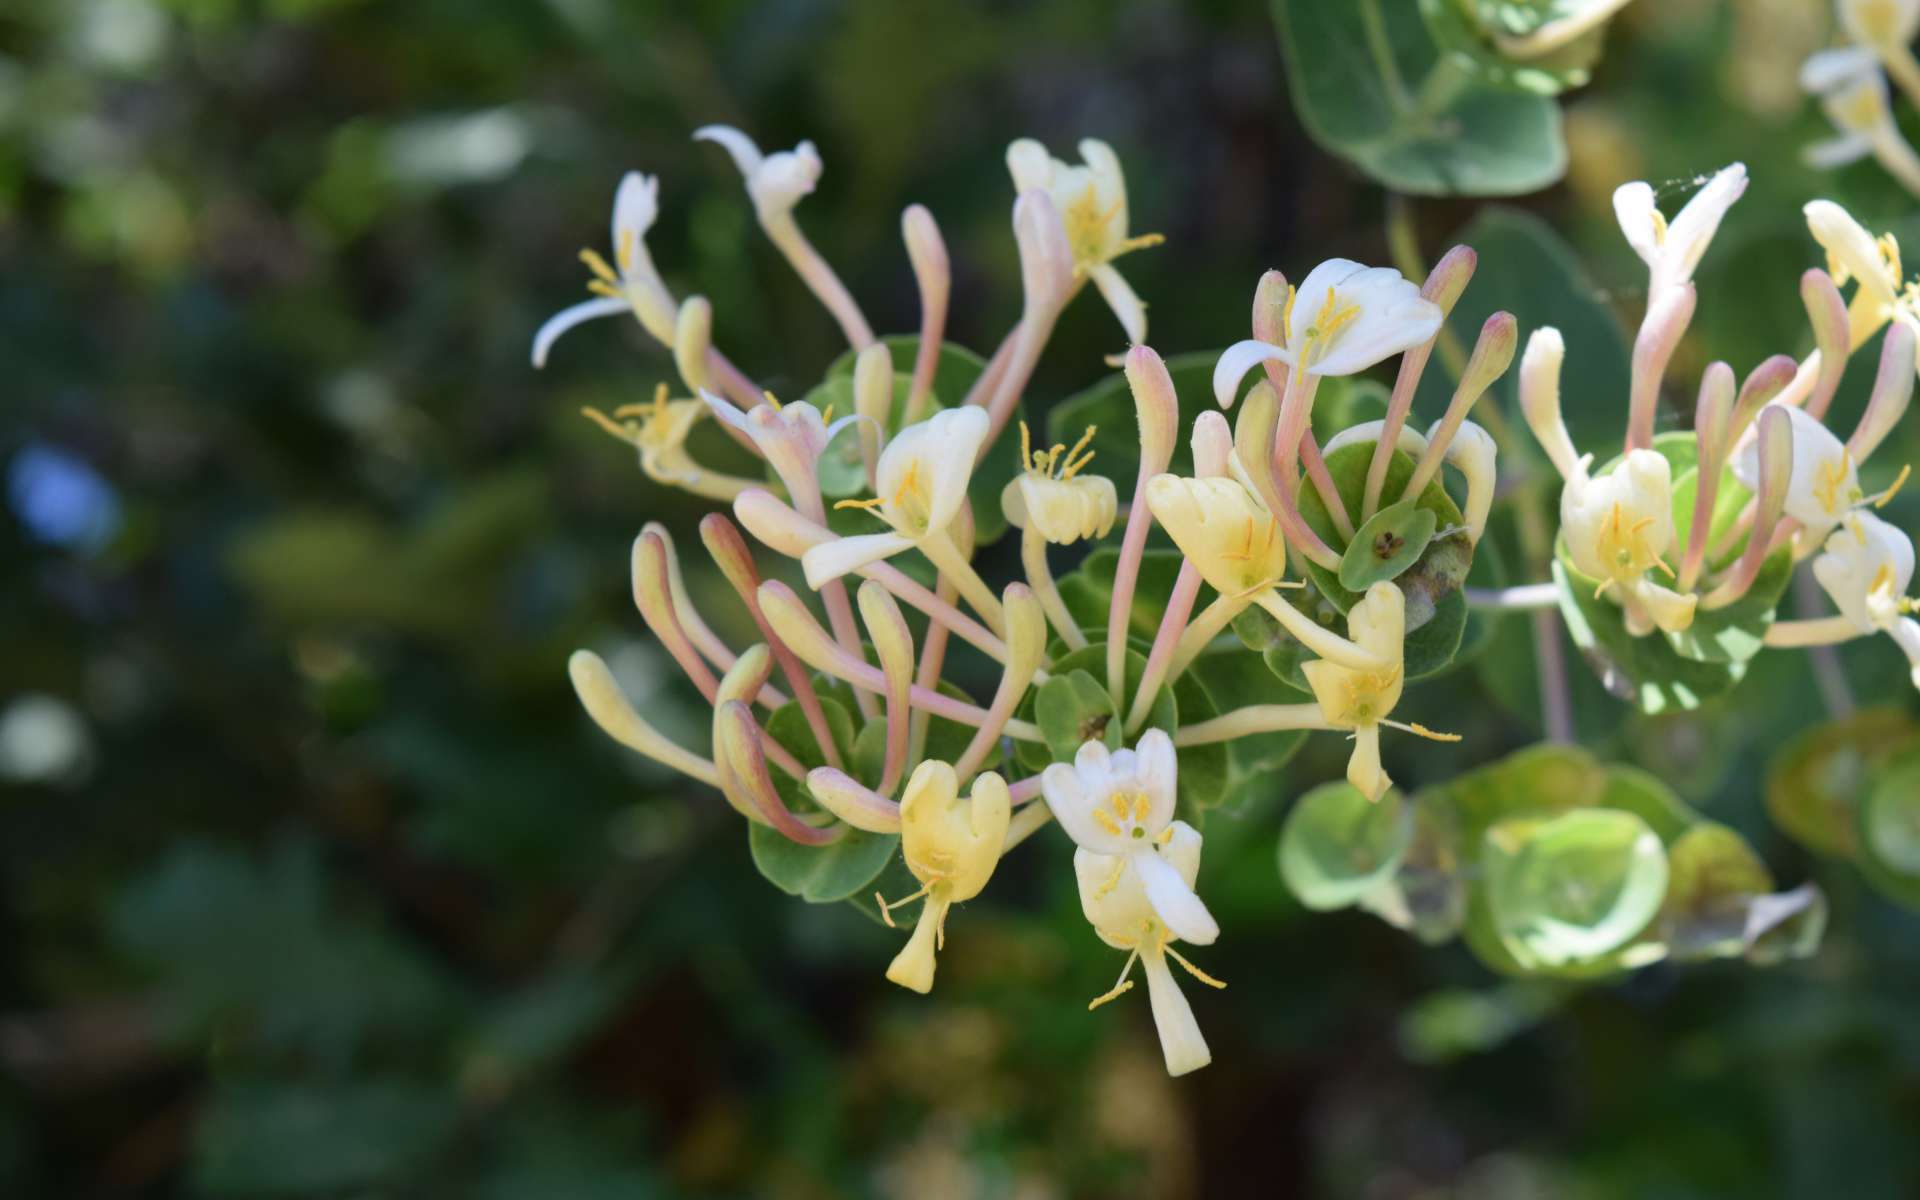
[6,0,1920,1196]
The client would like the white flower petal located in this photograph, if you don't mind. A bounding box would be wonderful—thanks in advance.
[1133,728,1178,829]
[1132,848,1219,945]
[1802,45,1880,95]
[1213,338,1292,409]
[531,297,630,367]
[692,124,764,177]
[613,171,659,249]
[1088,262,1146,346]
[1142,950,1211,1076]
[800,531,913,588]
[1805,134,1877,170]
[1656,163,1745,296]
[1612,180,1660,266]
[1324,419,1429,459]
[1006,138,1054,193]
[1045,761,1130,856]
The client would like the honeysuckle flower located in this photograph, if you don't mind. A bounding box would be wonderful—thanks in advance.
[532,172,678,366]
[1144,473,1391,671]
[1816,510,1915,632]
[1042,730,1219,947]
[1801,48,1920,195]
[1213,259,1443,387]
[695,125,875,349]
[1073,818,1222,1077]
[1732,404,1864,544]
[580,384,759,502]
[879,761,1011,994]
[1612,164,1747,303]
[1429,419,1498,543]
[1298,582,1458,802]
[1805,199,1920,353]
[806,406,991,589]
[1561,450,1698,635]
[1006,137,1162,344]
[1001,423,1118,545]
[701,388,859,504]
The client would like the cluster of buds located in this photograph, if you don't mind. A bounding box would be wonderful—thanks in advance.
[1802,0,1920,196]
[1520,163,1920,685]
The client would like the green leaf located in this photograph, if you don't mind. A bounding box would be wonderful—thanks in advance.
[1014,643,1176,774]
[1273,0,1566,196]
[1055,547,1189,651]
[1766,709,1920,861]
[1857,744,1920,906]
[748,823,899,904]
[1663,546,1794,664]
[1417,0,1610,96]
[1294,439,1472,623]
[1483,808,1670,968]
[1419,208,1629,452]
[1339,499,1438,592]
[1552,551,1743,714]
[1033,669,1121,762]
[1656,822,1774,960]
[1279,782,1415,910]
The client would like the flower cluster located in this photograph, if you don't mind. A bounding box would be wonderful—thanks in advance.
[540,126,1911,1074]
[1521,163,1920,687]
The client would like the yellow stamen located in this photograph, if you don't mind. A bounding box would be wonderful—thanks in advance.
[1156,827,1174,844]
[762,390,783,410]
[1813,450,1854,515]
[875,881,934,928]
[1132,794,1150,822]
[586,280,622,300]
[834,496,887,512]
[1164,945,1227,989]
[580,407,638,445]
[1874,463,1912,508]
[617,230,634,273]
[579,248,620,287]
[1092,855,1126,899]
[1092,808,1122,838]
[1059,426,1099,480]
[1020,421,1035,473]
[1386,720,1463,743]
[1279,285,1298,344]
[1650,208,1669,245]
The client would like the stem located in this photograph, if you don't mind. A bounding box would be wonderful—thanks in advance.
[1532,609,1575,744]
[1107,465,1158,705]
[1023,526,1087,651]
[864,560,1016,669]
[1298,430,1353,540]
[1762,614,1864,647]
[1002,802,1054,854]
[1174,703,1333,746]
[921,530,1007,635]
[909,571,959,766]
[1464,582,1560,612]
[1125,561,1205,735]
[763,211,875,351]
[1165,592,1250,692]
[1254,591,1388,671]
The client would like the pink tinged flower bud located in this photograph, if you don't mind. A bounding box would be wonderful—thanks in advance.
[853,340,894,487]
[567,650,720,787]
[1251,270,1290,349]
[1852,320,1917,462]
[902,204,950,422]
[954,584,1047,782]
[805,767,902,833]
[1362,245,1477,521]
[1403,311,1516,502]
[1191,410,1233,478]
[1519,327,1579,480]
[673,295,712,394]
[856,579,916,795]
[1802,268,1853,420]
[1680,361,1738,591]
[716,700,842,846]
[1731,355,1801,442]
[734,488,830,558]
[1126,344,1180,476]
[631,532,719,702]
[1627,283,1697,452]
[1013,189,1075,317]
[1754,406,1796,541]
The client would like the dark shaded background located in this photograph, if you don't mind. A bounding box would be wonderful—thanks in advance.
[6,0,1920,1196]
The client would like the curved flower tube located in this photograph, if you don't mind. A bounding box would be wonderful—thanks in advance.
[1006,137,1162,347]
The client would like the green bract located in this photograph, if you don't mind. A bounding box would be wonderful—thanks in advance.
[1279,782,1415,910]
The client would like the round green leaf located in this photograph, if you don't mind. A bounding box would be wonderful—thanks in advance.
[1273,0,1566,197]
[1858,747,1920,907]
[1767,709,1920,861]
[1033,669,1121,762]
[1279,782,1416,910]
[1483,808,1669,967]
[748,824,899,904]
[1339,499,1438,592]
